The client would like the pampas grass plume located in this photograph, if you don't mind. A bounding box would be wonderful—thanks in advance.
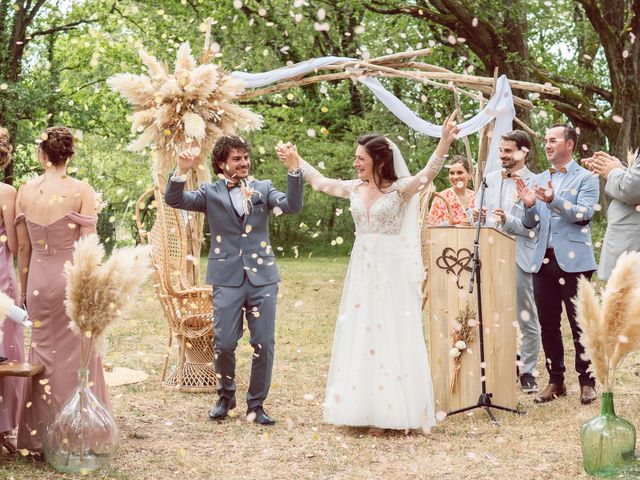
[139,50,167,81]
[185,64,219,97]
[575,277,607,388]
[65,234,152,363]
[106,74,154,106]
[183,112,206,140]
[175,43,196,73]
[576,251,640,391]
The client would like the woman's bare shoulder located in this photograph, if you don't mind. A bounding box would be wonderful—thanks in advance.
[0,182,17,196]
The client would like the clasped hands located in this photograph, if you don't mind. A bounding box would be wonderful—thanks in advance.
[274,142,301,172]
[581,151,623,179]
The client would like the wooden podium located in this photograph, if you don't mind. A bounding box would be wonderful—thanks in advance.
[423,226,517,414]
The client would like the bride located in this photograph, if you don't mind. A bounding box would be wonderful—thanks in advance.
[276,112,460,431]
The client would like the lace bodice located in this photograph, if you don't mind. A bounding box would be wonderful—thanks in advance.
[299,150,446,235]
[350,181,408,235]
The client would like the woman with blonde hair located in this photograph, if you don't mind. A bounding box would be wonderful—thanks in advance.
[15,126,109,452]
[0,126,24,454]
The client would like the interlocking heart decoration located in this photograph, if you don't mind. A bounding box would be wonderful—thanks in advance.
[435,247,476,289]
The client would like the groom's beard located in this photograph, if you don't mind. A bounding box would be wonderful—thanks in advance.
[223,164,251,181]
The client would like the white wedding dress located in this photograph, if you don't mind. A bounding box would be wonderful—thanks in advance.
[300,156,440,430]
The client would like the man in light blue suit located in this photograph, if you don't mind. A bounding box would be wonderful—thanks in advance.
[165,136,304,425]
[518,124,599,405]
[479,130,541,394]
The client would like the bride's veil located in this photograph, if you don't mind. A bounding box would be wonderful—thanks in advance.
[388,140,424,285]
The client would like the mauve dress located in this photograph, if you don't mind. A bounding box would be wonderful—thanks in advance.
[0,217,24,433]
[16,212,110,451]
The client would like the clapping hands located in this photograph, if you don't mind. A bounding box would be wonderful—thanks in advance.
[515,178,537,208]
[581,151,623,179]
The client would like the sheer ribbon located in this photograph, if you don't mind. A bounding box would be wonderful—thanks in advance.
[232,57,515,175]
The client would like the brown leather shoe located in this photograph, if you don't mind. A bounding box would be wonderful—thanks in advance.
[580,386,597,405]
[533,383,567,404]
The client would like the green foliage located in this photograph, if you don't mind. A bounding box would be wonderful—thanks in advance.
[1,0,624,253]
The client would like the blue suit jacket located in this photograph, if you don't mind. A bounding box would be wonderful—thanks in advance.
[522,161,599,273]
[164,175,304,287]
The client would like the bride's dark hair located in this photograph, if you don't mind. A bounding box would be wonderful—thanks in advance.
[357,134,398,189]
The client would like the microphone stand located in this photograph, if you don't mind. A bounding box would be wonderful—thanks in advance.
[446,176,522,425]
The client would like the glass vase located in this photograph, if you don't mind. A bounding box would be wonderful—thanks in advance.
[43,368,119,474]
[580,392,636,477]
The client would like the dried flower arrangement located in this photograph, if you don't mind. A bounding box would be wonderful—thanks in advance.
[107,42,262,184]
[64,234,152,367]
[575,251,640,392]
[449,301,477,393]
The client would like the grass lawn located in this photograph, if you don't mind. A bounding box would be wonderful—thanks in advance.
[1,257,639,479]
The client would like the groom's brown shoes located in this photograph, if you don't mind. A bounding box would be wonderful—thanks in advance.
[580,386,597,405]
[533,383,567,404]
[208,396,236,420]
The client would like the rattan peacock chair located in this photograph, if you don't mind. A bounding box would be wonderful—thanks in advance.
[135,173,216,392]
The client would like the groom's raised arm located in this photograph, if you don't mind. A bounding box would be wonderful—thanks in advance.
[164,175,208,212]
[266,173,304,214]
[164,149,208,212]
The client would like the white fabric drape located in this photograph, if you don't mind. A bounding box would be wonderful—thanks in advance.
[232,56,515,175]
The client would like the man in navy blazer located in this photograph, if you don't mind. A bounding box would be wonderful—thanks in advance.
[518,124,599,405]
[165,136,304,425]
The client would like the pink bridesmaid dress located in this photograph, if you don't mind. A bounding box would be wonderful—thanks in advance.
[17,212,110,451]
[0,217,24,434]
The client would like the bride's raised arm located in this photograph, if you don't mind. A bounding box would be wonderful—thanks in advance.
[398,111,460,200]
[275,143,352,199]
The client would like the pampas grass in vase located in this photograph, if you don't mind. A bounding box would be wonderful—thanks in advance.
[43,235,152,474]
[64,234,152,368]
[575,251,640,477]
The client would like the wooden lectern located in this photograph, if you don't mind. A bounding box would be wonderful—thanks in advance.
[423,226,517,414]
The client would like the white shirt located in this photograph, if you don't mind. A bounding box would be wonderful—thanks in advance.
[546,160,575,249]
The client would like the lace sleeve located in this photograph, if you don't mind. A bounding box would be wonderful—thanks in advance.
[398,153,447,201]
[300,160,352,198]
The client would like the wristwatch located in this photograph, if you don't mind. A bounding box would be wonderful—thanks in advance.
[288,167,301,175]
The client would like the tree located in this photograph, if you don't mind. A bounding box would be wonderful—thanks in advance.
[0,0,108,182]
[364,0,640,161]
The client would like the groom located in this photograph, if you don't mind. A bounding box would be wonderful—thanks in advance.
[165,135,303,425]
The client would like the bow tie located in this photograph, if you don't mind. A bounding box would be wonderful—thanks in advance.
[548,166,567,174]
[501,170,519,179]
[226,181,241,190]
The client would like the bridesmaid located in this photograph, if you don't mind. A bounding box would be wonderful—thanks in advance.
[16,126,110,452]
[0,127,24,454]
[428,155,475,225]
